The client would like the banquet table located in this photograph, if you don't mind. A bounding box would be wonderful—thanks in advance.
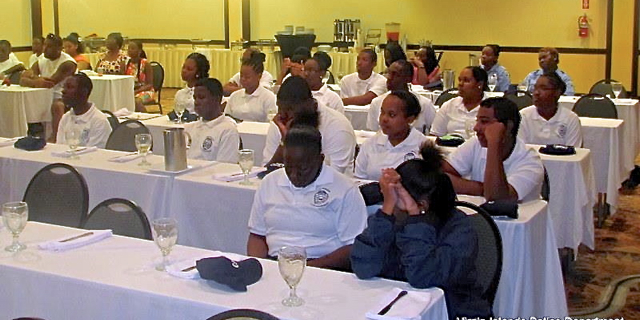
[0,85,52,137]
[0,221,449,320]
[167,162,567,318]
[88,75,135,112]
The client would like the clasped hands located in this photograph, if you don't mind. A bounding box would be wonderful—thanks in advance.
[379,168,421,216]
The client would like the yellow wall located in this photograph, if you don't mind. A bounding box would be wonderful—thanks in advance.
[5,0,33,47]
[611,0,635,89]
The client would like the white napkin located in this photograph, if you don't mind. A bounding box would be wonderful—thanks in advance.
[51,146,98,158]
[365,288,433,320]
[38,230,113,252]
[107,151,152,163]
[212,169,261,182]
[0,137,19,147]
[113,108,132,117]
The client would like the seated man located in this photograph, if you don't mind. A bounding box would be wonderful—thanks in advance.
[21,33,77,141]
[0,40,25,82]
[263,76,356,174]
[248,125,368,270]
[367,60,436,134]
[443,97,544,202]
[56,73,112,148]
[523,47,575,96]
[340,48,387,106]
[185,78,240,163]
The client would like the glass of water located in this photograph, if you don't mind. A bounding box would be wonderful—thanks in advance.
[151,218,178,271]
[3,201,28,252]
[174,102,186,124]
[238,149,254,185]
[135,133,152,166]
[65,126,82,159]
[612,82,623,100]
[488,74,498,92]
[278,246,307,307]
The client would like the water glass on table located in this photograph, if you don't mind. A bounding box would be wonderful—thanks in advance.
[278,246,307,307]
[488,74,497,92]
[3,201,28,252]
[238,149,255,185]
[612,82,623,101]
[151,218,178,271]
[135,133,152,166]
[65,126,82,159]
[174,103,186,124]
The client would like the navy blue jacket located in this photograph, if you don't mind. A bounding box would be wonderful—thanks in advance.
[351,209,493,319]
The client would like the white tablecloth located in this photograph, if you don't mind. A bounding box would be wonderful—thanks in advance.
[167,163,566,317]
[1,221,449,320]
[0,85,52,137]
[88,75,135,112]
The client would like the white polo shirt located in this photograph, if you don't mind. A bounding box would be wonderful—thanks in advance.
[29,53,41,68]
[518,105,583,147]
[367,90,437,134]
[312,84,344,114]
[57,103,112,148]
[263,105,356,174]
[355,128,427,180]
[184,115,240,163]
[37,52,76,99]
[248,165,368,258]
[430,96,483,138]
[446,136,544,202]
[226,86,276,122]
[228,70,274,89]
[0,53,23,74]
[339,71,387,98]
[174,86,195,114]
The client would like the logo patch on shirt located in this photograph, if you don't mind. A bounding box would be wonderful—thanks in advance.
[80,128,90,145]
[202,136,213,151]
[557,124,567,138]
[313,188,330,207]
[404,152,417,161]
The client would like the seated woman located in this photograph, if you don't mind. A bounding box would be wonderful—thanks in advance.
[411,46,440,87]
[184,78,239,163]
[519,72,582,147]
[174,52,210,115]
[223,48,274,96]
[225,53,276,122]
[383,42,406,73]
[430,66,488,138]
[125,41,155,113]
[304,51,344,113]
[351,143,493,319]
[248,125,367,270]
[275,46,311,86]
[95,33,129,75]
[355,90,426,181]
[63,33,91,70]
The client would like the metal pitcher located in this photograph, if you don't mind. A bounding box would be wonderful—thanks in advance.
[442,69,455,90]
[164,128,188,172]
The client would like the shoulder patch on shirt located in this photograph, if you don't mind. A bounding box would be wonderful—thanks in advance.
[313,188,331,207]
[202,136,213,151]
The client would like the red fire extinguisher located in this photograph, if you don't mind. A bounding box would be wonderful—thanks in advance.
[578,14,589,38]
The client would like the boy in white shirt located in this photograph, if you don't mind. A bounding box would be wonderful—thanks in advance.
[57,73,112,148]
[184,78,240,163]
[443,97,544,202]
[0,40,25,81]
[340,48,387,106]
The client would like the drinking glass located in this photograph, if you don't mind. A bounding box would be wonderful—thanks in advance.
[151,218,178,271]
[612,82,623,100]
[238,149,254,185]
[3,201,28,252]
[488,74,498,92]
[174,102,186,124]
[278,246,307,307]
[517,81,528,96]
[135,133,153,166]
[65,126,82,159]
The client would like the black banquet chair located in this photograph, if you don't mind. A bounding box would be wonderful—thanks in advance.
[572,93,618,119]
[101,109,119,131]
[143,61,165,114]
[455,201,503,306]
[434,88,459,106]
[23,163,89,228]
[589,79,628,99]
[504,91,533,110]
[81,198,152,240]
[206,309,279,320]
[105,119,150,152]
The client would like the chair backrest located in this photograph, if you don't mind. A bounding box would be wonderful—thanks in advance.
[541,168,550,201]
[504,91,533,110]
[207,309,279,320]
[589,79,628,98]
[101,109,119,131]
[149,61,164,93]
[105,119,150,152]
[23,163,89,228]
[455,201,503,305]
[572,93,618,119]
[81,198,152,240]
[435,88,458,106]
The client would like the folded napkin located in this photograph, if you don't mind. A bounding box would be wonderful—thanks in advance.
[113,108,132,117]
[0,137,19,147]
[213,169,261,182]
[365,288,433,320]
[38,230,113,252]
[51,146,98,158]
[107,151,152,163]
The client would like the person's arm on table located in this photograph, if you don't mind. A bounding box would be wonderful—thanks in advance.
[247,233,268,258]
[342,91,377,106]
[47,61,76,85]
[307,245,352,269]
[20,62,54,88]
